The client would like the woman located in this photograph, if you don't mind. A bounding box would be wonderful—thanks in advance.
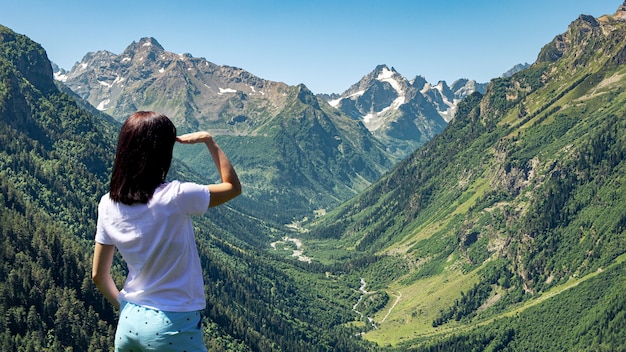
[91,111,241,351]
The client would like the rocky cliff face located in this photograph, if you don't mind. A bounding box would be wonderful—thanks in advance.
[0,25,56,95]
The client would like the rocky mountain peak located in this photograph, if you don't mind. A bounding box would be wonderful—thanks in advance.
[341,64,407,97]
[120,37,165,64]
[295,83,320,109]
[576,14,600,28]
[434,80,453,96]
[537,9,609,64]
[373,64,395,75]
[613,1,626,20]
[500,63,530,78]
[125,37,165,53]
[411,75,428,90]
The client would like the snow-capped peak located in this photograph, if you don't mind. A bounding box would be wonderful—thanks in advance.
[377,66,404,96]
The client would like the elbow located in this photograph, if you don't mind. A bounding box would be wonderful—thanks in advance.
[226,182,242,203]
[233,182,242,198]
[91,272,101,285]
[229,177,242,199]
[208,182,242,208]
[91,271,106,287]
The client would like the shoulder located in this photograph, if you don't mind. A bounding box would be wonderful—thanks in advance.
[157,181,210,215]
[98,193,113,209]
[153,180,182,199]
[153,181,209,203]
[158,180,208,195]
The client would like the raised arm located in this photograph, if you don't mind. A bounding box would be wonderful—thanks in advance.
[176,131,242,207]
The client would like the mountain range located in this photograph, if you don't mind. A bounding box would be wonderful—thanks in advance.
[3,1,626,351]
[53,37,488,223]
[55,40,487,160]
[321,65,487,156]
[55,37,399,223]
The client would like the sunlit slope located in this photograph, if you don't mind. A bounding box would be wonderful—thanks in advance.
[307,10,626,348]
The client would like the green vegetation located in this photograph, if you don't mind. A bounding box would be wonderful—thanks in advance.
[305,9,626,350]
[407,259,626,351]
[4,6,626,351]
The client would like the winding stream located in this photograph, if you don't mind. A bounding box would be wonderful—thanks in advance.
[353,278,377,329]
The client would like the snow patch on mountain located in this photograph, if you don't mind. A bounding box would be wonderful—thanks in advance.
[328,89,366,108]
[378,67,406,111]
[320,64,489,157]
[218,87,238,95]
[96,98,110,111]
[377,67,403,96]
[54,71,68,82]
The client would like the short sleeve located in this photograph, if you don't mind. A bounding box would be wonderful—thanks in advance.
[95,195,114,245]
[174,182,211,215]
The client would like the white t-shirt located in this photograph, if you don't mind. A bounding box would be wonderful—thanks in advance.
[95,181,211,312]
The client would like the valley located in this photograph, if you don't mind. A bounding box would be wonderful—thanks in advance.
[2,2,626,351]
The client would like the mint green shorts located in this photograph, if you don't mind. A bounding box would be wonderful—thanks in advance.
[115,301,207,352]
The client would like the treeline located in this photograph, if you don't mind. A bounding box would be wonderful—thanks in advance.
[0,204,115,351]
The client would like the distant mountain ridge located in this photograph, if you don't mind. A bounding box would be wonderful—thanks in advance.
[500,62,531,78]
[320,65,487,157]
[56,37,290,132]
[56,39,491,161]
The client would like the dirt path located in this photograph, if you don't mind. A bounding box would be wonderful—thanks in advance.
[381,291,402,323]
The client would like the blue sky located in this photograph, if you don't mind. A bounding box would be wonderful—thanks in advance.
[0,0,620,94]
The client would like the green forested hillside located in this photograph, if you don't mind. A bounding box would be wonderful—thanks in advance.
[0,25,119,350]
[305,8,626,350]
[0,25,377,351]
[4,4,626,352]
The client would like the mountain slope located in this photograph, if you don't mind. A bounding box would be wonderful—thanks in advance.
[0,24,120,351]
[305,5,626,349]
[58,38,394,222]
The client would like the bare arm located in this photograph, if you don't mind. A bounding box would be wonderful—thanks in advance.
[91,243,120,310]
[176,131,242,207]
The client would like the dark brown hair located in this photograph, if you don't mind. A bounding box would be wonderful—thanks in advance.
[109,111,176,204]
